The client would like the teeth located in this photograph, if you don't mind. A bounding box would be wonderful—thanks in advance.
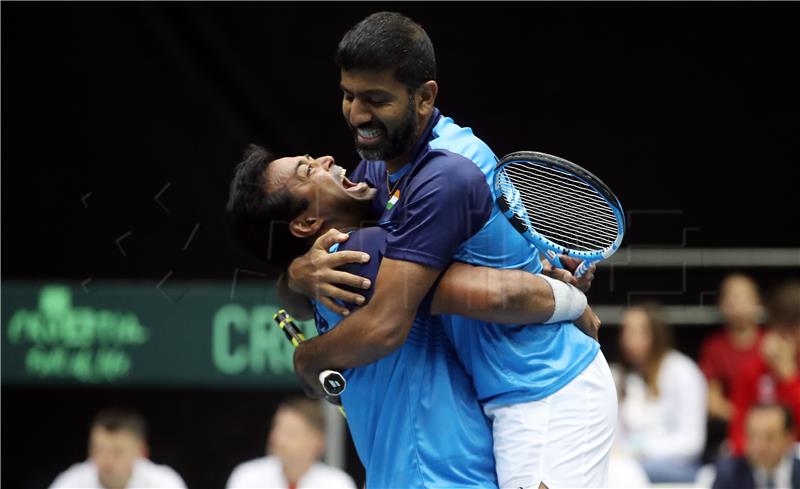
[358,128,382,138]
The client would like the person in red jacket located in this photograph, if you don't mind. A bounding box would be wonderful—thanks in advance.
[699,274,765,458]
[730,280,800,455]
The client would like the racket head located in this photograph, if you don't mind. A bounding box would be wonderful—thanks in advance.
[494,151,625,263]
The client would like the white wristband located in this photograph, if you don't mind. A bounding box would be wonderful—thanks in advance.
[538,274,587,324]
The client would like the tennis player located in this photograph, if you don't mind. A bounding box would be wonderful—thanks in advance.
[281,12,616,488]
[227,145,597,488]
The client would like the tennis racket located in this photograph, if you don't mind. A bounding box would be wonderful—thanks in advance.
[273,309,347,398]
[494,151,625,277]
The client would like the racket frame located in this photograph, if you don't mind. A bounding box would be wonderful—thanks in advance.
[493,151,625,275]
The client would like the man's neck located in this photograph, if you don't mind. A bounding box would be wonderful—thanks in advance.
[282,461,313,486]
[726,322,759,348]
[319,219,365,238]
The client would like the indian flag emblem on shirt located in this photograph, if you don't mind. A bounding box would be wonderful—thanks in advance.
[386,190,400,210]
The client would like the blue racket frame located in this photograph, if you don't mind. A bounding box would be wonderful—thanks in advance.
[493,151,625,277]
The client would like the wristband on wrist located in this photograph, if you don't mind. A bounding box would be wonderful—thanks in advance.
[538,274,587,324]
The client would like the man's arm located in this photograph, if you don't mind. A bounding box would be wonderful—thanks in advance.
[293,258,440,396]
[431,262,599,339]
[277,272,314,320]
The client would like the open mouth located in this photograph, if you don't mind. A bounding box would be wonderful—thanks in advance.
[356,126,383,145]
[334,165,370,194]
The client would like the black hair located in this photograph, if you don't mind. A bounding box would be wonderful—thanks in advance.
[226,144,309,268]
[92,408,147,441]
[335,11,436,92]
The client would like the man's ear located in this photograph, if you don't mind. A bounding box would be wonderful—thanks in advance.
[416,80,438,116]
[289,214,323,238]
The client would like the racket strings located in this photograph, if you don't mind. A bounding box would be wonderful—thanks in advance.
[500,186,617,249]
[505,164,617,219]
[499,163,620,251]
[500,169,619,228]
[509,191,620,235]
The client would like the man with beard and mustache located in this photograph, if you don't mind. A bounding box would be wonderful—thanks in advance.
[226,147,595,488]
[281,11,615,489]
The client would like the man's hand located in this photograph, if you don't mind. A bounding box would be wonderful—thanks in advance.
[541,255,596,293]
[574,305,601,340]
[761,330,799,381]
[287,228,372,316]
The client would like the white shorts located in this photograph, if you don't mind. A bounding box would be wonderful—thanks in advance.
[484,351,618,489]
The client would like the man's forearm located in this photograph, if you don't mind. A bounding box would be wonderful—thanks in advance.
[432,264,584,324]
[295,303,410,374]
[277,272,314,320]
[293,258,440,388]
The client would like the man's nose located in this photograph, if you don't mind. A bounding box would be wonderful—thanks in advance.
[313,156,335,170]
[349,99,372,127]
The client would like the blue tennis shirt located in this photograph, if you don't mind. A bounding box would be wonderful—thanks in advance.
[312,227,498,489]
[348,108,600,407]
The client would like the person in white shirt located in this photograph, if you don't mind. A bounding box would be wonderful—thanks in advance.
[50,408,186,489]
[227,397,356,489]
[616,302,708,483]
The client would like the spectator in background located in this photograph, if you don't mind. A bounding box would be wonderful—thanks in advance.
[700,273,765,458]
[616,302,708,483]
[50,408,186,489]
[226,397,355,489]
[730,280,800,456]
[712,403,800,489]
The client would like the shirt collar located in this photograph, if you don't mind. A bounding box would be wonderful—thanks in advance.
[753,453,794,488]
[406,107,441,164]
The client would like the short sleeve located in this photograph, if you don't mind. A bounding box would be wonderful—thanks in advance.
[384,154,492,269]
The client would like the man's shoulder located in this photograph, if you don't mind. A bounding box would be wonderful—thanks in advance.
[133,459,186,487]
[409,149,491,192]
[714,456,753,485]
[227,456,280,487]
[429,114,496,168]
[702,331,732,353]
[50,461,96,488]
[304,463,357,488]
[340,227,388,253]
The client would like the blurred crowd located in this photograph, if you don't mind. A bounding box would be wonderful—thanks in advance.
[48,275,800,489]
[610,276,800,488]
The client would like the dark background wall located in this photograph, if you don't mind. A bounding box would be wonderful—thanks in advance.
[3,2,799,488]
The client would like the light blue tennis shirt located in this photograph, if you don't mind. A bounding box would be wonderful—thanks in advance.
[350,108,600,408]
[312,227,498,489]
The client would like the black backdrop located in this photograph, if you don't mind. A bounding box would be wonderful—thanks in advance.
[3,2,800,488]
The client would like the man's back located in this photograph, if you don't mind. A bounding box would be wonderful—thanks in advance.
[314,227,497,489]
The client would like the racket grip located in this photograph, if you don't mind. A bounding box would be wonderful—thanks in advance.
[319,369,346,397]
[575,260,593,278]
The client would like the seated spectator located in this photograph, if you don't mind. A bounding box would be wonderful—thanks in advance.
[616,302,708,483]
[700,273,765,459]
[50,408,185,489]
[226,397,355,489]
[712,403,800,489]
[730,280,800,455]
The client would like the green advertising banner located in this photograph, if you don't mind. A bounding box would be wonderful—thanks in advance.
[1,281,317,388]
